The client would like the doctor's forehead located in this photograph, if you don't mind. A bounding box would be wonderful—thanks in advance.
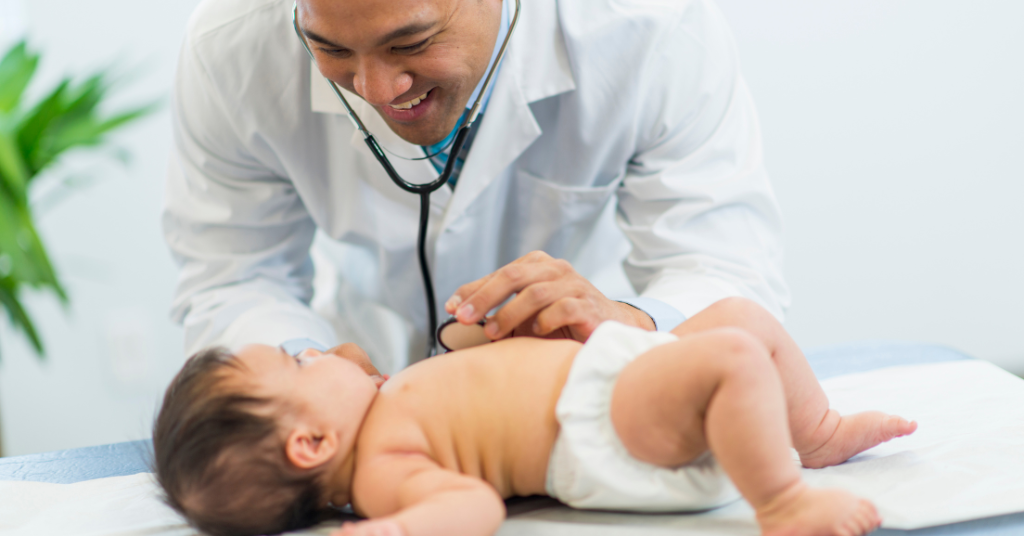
[297,0,453,44]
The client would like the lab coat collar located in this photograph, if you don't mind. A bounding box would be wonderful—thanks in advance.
[499,0,576,105]
[309,0,576,224]
[442,0,576,229]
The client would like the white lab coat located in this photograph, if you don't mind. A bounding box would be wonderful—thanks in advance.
[164,0,790,367]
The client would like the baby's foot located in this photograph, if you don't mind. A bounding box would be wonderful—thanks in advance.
[800,411,917,469]
[757,483,880,536]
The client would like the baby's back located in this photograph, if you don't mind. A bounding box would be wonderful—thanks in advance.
[354,337,581,500]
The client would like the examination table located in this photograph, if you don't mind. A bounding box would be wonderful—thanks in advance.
[3,342,1024,536]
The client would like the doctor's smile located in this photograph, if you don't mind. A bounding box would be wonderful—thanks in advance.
[381,88,434,122]
[387,89,431,111]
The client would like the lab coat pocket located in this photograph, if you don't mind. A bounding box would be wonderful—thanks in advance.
[511,168,621,259]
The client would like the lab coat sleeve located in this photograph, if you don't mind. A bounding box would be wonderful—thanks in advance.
[616,1,790,321]
[617,297,687,332]
[162,35,337,358]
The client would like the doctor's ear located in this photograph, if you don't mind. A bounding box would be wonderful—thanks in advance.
[285,427,339,470]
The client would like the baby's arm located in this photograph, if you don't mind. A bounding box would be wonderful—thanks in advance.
[334,453,505,536]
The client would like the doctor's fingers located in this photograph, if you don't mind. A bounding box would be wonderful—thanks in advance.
[444,251,557,315]
[452,257,575,325]
[533,297,604,341]
[485,279,590,340]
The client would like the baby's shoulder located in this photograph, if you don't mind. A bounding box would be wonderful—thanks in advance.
[358,391,431,453]
[351,443,439,517]
[351,405,438,516]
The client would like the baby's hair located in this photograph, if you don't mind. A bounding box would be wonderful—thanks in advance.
[153,346,333,536]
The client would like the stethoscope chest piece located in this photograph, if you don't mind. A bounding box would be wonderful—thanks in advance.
[436,317,491,353]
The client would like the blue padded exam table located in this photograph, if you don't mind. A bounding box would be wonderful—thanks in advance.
[3,342,1024,535]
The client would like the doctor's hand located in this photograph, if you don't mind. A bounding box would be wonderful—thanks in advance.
[444,251,656,343]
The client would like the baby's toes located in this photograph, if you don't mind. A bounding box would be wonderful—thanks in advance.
[857,500,881,532]
[885,416,918,439]
[840,518,869,536]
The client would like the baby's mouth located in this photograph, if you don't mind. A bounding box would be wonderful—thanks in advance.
[388,89,431,110]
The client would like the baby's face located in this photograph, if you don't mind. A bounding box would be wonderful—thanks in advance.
[230,344,380,453]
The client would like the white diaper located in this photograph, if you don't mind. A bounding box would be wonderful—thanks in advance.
[545,321,741,512]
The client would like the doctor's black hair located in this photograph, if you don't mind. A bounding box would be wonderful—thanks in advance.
[152,346,335,536]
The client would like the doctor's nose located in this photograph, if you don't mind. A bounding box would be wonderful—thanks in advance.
[352,58,413,107]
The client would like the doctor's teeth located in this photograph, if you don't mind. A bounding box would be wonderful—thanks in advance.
[389,92,430,110]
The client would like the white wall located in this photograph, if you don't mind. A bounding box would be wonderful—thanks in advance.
[715,0,1024,371]
[0,0,1021,456]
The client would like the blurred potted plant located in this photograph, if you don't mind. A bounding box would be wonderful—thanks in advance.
[0,40,155,360]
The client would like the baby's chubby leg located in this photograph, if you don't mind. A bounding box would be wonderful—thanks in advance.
[672,298,916,468]
[610,329,879,535]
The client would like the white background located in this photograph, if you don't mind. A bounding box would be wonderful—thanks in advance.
[0,0,1022,456]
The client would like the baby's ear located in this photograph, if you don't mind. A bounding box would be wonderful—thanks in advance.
[285,426,339,470]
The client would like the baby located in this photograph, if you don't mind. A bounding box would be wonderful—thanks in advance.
[154,297,917,536]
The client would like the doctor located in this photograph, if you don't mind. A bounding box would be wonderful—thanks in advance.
[164,0,789,364]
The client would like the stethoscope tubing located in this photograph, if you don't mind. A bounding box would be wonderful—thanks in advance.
[292,0,520,357]
[363,124,472,355]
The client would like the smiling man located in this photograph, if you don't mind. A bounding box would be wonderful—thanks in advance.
[164,0,790,366]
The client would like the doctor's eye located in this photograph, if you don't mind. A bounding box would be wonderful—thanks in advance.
[393,39,430,54]
[318,47,352,59]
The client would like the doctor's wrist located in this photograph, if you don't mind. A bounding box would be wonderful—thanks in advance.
[614,301,657,331]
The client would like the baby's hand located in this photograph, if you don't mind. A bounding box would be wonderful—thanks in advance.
[332,519,405,536]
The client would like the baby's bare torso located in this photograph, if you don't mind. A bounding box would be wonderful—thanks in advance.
[354,337,581,499]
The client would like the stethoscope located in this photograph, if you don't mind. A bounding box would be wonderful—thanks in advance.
[292,1,521,357]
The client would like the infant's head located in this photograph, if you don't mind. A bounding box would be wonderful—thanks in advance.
[153,343,383,536]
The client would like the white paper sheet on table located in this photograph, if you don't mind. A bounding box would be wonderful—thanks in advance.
[2,360,1023,536]
[0,472,193,536]
[800,360,1024,530]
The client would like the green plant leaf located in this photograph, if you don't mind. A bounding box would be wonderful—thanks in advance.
[58,73,106,124]
[16,78,71,175]
[0,41,39,113]
[0,277,44,357]
[0,194,39,283]
[38,104,158,170]
[18,219,66,303]
[0,40,155,359]
[0,129,29,203]
[0,194,63,294]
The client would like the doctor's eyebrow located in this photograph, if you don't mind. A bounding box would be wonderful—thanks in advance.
[302,21,437,50]
[373,21,437,47]
[302,28,346,49]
